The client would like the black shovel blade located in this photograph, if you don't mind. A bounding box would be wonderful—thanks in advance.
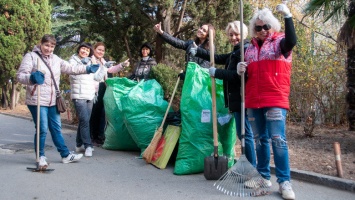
[204,155,228,180]
[27,167,55,172]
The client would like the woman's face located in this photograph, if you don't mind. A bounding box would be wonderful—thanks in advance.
[228,29,241,46]
[255,19,273,41]
[196,24,209,40]
[78,47,91,58]
[141,47,150,57]
[94,45,105,58]
[40,42,55,56]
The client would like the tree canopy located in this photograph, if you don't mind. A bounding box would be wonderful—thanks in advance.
[0,0,51,88]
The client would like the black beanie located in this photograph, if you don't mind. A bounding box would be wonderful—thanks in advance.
[77,42,94,57]
[140,42,153,57]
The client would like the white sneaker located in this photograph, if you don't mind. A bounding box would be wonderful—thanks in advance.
[39,156,48,168]
[62,153,83,164]
[85,147,93,157]
[245,177,272,189]
[76,145,94,153]
[279,181,295,200]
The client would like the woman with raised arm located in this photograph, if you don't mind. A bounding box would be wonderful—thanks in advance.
[237,4,297,200]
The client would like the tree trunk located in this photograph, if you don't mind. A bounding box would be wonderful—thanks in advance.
[346,48,355,131]
[1,85,8,109]
[175,0,187,33]
[10,79,16,110]
[154,5,173,63]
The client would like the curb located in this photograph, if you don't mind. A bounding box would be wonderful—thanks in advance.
[0,112,77,131]
[1,112,354,193]
[270,166,355,193]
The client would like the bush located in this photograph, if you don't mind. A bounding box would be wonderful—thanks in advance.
[150,63,183,111]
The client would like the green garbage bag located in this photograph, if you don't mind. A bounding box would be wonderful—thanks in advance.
[102,77,139,151]
[174,62,236,175]
[120,79,168,154]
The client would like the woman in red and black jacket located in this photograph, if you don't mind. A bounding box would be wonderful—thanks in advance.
[237,4,297,200]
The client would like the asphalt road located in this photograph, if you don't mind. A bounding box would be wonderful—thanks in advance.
[0,114,354,200]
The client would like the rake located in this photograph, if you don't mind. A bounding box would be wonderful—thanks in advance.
[213,1,269,196]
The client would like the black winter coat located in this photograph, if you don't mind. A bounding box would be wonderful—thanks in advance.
[160,32,211,69]
[130,57,157,81]
[195,41,249,112]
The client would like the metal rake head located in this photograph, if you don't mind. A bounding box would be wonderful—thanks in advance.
[213,156,270,197]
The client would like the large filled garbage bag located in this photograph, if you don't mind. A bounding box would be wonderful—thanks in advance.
[174,62,236,175]
[102,77,140,151]
[120,79,168,154]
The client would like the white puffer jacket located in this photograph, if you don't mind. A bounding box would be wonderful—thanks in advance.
[17,45,89,107]
[68,55,106,100]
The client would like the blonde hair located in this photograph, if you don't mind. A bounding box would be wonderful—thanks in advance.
[225,21,248,39]
[249,8,281,37]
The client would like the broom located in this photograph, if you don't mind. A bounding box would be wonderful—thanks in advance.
[213,1,269,196]
[142,70,182,163]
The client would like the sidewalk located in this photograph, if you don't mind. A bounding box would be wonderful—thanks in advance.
[1,111,354,193]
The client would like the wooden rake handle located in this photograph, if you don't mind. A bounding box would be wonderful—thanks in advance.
[160,70,183,127]
[209,29,219,156]
[36,58,41,163]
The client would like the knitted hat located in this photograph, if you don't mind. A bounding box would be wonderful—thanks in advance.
[77,42,94,57]
[140,42,153,57]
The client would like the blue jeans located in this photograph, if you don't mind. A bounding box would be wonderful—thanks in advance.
[73,99,93,148]
[247,108,290,183]
[234,112,256,167]
[28,105,70,158]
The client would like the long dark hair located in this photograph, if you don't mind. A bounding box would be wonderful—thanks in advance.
[194,23,215,50]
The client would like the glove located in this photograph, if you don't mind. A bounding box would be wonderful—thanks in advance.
[276,3,292,18]
[86,64,100,74]
[104,61,116,68]
[30,71,45,85]
[178,72,185,81]
[237,62,247,75]
[121,59,130,67]
[189,42,198,56]
[209,67,216,77]
[81,57,91,65]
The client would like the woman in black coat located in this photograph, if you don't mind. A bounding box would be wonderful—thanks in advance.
[153,22,215,69]
[129,42,157,82]
[192,21,256,166]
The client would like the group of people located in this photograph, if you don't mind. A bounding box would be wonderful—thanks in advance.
[16,36,157,161]
[17,3,296,200]
[154,3,296,200]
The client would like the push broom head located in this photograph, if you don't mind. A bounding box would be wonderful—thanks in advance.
[213,155,270,197]
[142,127,163,163]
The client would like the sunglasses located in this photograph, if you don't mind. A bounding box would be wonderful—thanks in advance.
[255,24,271,32]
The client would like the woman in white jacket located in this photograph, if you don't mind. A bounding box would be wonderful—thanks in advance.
[68,42,106,157]
[16,34,99,168]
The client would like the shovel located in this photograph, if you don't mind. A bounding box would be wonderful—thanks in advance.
[204,29,228,180]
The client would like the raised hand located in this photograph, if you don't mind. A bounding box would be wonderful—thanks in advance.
[121,59,130,67]
[153,22,164,35]
[276,2,292,18]
[189,42,198,56]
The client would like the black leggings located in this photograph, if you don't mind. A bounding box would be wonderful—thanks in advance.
[90,82,106,141]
